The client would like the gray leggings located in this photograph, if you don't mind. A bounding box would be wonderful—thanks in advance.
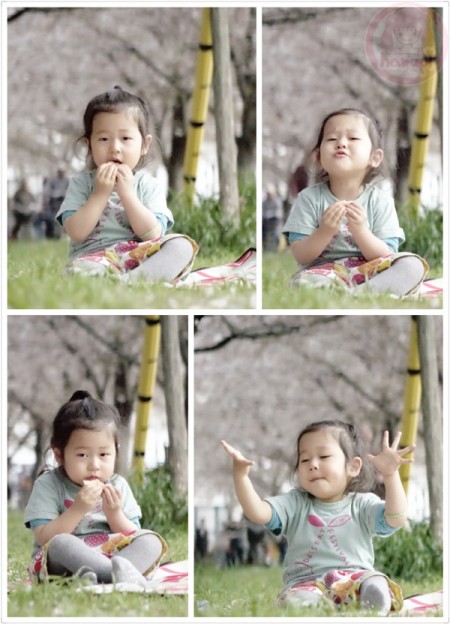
[125,237,195,283]
[357,256,426,296]
[46,532,163,583]
[282,574,392,615]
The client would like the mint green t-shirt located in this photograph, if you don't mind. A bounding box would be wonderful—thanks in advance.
[24,468,141,556]
[56,169,174,261]
[265,489,397,587]
[283,183,405,269]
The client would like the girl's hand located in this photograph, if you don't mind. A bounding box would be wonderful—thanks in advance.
[73,479,105,513]
[345,201,367,233]
[367,431,415,477]
[94,162,117,196]
[319,202,347,235]
[102,484,123,513]
[221,440,255,476]
[115,164,135,199]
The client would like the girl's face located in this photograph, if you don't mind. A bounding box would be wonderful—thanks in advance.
[318,114,383,183]
[297,429,362,502]
[87,109,152,171]
[53,426,117,486]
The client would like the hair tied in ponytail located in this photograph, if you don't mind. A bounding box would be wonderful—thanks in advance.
[69,390,91,402]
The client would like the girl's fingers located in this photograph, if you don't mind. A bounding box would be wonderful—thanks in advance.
[398,444,416,456]
[390,431,402,450]
[221,440,254,465]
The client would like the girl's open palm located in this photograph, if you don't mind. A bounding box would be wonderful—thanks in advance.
[367,431,415,477]
[221,440,255,476]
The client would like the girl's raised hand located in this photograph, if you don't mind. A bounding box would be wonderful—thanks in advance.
[345,201,367,233]
[221,440,255,475]
[115,164,135,198]
[367,431,415,477]
[102,484,123,513]
[94,162,117,196]
[319,202,347,235]
[74,479,104,513]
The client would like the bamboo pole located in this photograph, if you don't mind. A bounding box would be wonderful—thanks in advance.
[132,316,161,480]
[183,8,213,201]
[399,317,421,493]
[406,8,438,217]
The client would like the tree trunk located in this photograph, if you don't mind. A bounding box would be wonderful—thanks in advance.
[394,104,411,203]
[235,8,256,180]
[161,316,188,495]
[167,93,187,193]
[417,316,442,546]
[211,8,240,225]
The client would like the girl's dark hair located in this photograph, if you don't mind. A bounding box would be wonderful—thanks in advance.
[294,419,375,494]
[312,107,391,184]
[76,85,153,171]
[50,390,121,457]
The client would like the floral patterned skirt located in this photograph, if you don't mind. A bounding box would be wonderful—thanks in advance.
[65,233,198,283]
[290,252,428,295]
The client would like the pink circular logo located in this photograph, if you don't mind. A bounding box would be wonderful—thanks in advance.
[365,4,447,85]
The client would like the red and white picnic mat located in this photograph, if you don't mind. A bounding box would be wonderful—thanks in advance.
[399,589,444,615]
[178,248,256,287]
[416,278,443,299]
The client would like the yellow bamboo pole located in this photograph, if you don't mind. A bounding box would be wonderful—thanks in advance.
[399,317,421,493]
[132,316,161,480]
[406,8,438,217]
[183,8,213,201]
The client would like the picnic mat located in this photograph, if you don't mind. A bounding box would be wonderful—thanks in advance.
[399,589,444,615]
[176,249,442,301]
[415,277,443,299]
[78,560,188,594]
[177,248,256,287]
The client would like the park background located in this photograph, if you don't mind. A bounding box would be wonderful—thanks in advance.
[6,6,257,309]
[261,6,445,309]
[193,314,443,617]
[6,315,189,618]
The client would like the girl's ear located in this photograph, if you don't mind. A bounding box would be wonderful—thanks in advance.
[141,134,153,155]
[315,148,322,166]
[348,456,362,477]
[53,447,63,465]
[82,137,91,154]
[370,148,384,168]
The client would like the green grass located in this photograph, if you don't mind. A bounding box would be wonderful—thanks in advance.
[8,240,255,309]
[263,251,442,310]
[7,509,187,618]
[194,562,442,617]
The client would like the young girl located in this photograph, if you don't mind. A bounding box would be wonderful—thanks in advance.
[56,86,198,283]
[24,390,167,585]
[222,420,415,614]
[283,108,428,296]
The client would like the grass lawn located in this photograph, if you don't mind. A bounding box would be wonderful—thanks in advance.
[7,509,188,618]
[8,240,256,310]
[263,251,442,310]
[194,562,443,617]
